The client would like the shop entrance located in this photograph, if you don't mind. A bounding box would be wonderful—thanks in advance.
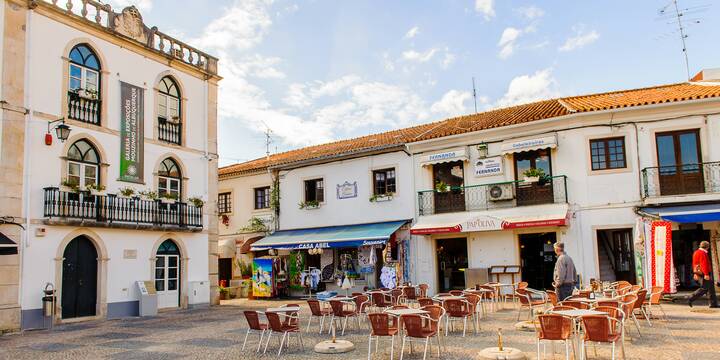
[519,232,557,290]
[596,229,636,284]
[672,225,710,290]
[436,238,468,292]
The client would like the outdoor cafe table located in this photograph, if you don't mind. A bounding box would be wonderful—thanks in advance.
[566,296,614,305]
[464,289,493,315]
[323,296,353,302]
[265,306,302,313]
[385,308,429,317]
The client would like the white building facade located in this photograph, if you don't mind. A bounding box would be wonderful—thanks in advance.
[0,0,220,331]
[408,82,720,295]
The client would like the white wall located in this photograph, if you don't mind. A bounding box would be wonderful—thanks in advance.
[218,171,273,235]
[279,151,415,229]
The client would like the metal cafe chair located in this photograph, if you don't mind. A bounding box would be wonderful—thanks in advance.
[442,298,476,337]
[263,311,303,356]
[579,314,623,360]
[367,313,400,360]
[306,299,331,333]
[399,314,442,360]
[535,314,574,360]
[241,310,268,353]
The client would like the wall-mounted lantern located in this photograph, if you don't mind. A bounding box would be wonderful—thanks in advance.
[477,143,489,158]
[45,118,71,145]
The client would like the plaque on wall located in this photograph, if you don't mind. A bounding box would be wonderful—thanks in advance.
[336,181,358,199]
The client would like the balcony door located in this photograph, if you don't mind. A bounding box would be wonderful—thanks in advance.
[655,129,704,196]
[432,161,465,213]
[514,149,554,206]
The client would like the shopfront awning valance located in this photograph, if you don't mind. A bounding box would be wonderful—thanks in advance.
[420,147,468,166]
[640,204,720,223]
[251,220,408,250]
[500,135,557,155]
[411,203,569,235]
[0,232,18,255]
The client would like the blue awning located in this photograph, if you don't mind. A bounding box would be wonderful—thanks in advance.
[251,220,408,250]
[641,203,720,223]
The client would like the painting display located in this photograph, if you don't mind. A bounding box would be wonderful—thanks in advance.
[252,258,274,297]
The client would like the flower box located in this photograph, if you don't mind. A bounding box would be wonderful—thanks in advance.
[523,176,539,183]
[161,198,176,204]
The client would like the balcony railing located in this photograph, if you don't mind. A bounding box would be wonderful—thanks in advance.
[67,91,101,125]
[641,161,720,198]
[417,176,568,216]
[158,120,182,145]
[43,188,203,228]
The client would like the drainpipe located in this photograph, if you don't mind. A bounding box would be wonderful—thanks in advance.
[20,5,35,329]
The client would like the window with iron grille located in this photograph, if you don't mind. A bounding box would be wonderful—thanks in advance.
[590,137,627,170]
[254,187,270,209]
[218,192,232,214]
[303,179,324,203]
[373,168,396,195]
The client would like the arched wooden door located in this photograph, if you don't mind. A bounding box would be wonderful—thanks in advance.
[61,236,98,318]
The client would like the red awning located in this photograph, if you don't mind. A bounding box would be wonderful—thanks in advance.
[411,203,569,235]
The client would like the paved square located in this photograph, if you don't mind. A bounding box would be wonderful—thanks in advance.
[1,299,718,359]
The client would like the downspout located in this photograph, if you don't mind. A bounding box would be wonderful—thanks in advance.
[20,5,35,328]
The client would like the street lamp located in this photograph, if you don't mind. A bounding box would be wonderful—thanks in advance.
[45,118,71,145]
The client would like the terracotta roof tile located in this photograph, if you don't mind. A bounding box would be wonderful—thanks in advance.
[219,82,720,177]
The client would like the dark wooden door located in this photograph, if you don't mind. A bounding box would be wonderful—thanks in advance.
[655,130,704,195]
[432,161,465,213]
[519,232,557,290]
[514,149,554,206]
[62,236,97,318]
[218,258,232,285]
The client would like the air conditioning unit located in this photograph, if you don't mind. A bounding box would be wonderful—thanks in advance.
[488,183,514,201]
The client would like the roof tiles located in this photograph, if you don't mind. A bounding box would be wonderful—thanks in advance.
[219,82,720,177]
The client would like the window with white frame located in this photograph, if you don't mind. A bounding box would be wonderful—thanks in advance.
[66,139,100,189]
[68,44,100,94]
[158,76,181,122]
[158,158,181,200]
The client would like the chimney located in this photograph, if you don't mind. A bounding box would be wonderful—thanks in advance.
[690,68,720,82]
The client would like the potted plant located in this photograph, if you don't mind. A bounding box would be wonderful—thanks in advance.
[434,181,449,193]
[369,192,394,202]
[522,168,546,183]
[218,285,229,300]
[60,180,80,193]
[160,192,178,204]
[85,183,106,196]
[118,186,136,199]
[298,200,320,209]
[188,196,204,207]
[139,190,158,201]
[77,88,98,100]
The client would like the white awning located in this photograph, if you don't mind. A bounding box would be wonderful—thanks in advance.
[411,203,569,235]
[500,135,557,155]
[420,147,468,166]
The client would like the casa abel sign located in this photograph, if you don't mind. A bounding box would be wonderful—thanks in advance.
[336,181,358,199]
[474,156,503,177]
[119,81,144,183]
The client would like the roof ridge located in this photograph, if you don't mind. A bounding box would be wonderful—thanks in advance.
[560,82,687,100]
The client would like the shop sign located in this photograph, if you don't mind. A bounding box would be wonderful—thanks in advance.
[474,156,503,177]
[461,215,504,232]
[500,135,557,154]
[421,147,467,165]
[119,81,144,183]
[336,181,358,199]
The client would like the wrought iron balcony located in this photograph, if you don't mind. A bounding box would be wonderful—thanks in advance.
[417,176,568,216]
[67,91,101,125]
[641,161,720,198]
[158,119,182,145]
[43,187,203,229]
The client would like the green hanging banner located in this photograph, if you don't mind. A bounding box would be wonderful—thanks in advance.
[119,81,144,183]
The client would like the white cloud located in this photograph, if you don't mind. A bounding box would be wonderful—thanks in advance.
[516,5,544,20]
[402,48,439,63]
[441,52,457,69]
[310,75,362,97]
[192,0,273,53]
[108,0,153,11]
[495,68,558,107]
[404,26,420,39]
[235,54,285,79]
[430,90,474,116]
[497,27,522,59]
[474,0,495,20]
[559,26,600,52]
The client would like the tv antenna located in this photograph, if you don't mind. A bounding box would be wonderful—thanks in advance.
[657,1,710,80]
[260,120,273,160]
[472,77,478,114]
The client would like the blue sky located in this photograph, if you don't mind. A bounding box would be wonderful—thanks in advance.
[110,0,720,165]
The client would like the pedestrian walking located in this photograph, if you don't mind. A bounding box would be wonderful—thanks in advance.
[688,241,719,308]
[552,242,577,301]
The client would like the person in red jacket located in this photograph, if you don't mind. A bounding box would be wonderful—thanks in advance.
[688,241,719,308]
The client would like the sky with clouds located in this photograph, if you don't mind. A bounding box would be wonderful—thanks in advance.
[108,0,720,165]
